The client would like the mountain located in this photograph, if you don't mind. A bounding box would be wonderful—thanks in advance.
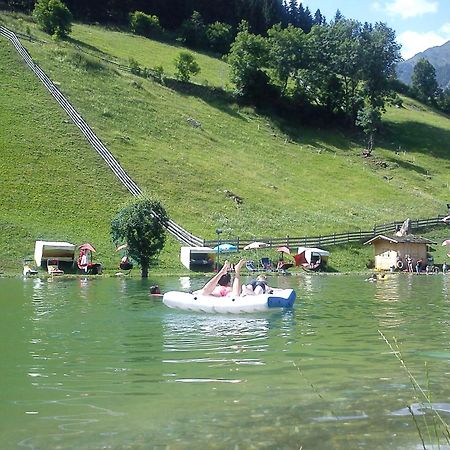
[396,40,450,91]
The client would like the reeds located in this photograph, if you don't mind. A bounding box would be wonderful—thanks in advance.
[379,330,450,449]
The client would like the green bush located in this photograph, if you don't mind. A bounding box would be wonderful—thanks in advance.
[206,21,233,54]
[174,51,200,82]
[33,0,72,38]
[129,11,162,38]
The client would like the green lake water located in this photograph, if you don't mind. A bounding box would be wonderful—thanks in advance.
[0,274,449,449]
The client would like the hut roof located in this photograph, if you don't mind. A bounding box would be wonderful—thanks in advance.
[364,234,436,245]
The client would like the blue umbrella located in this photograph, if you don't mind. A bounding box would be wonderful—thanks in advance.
[213,243,238,253]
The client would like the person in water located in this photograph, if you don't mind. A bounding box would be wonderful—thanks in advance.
[195,259,246,297]
[242,274,273,295]
[150,285,161,295]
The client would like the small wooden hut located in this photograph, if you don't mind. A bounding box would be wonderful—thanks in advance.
[364,234,436,271]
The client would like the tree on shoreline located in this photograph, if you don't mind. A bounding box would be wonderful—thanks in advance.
[111,199,168,278]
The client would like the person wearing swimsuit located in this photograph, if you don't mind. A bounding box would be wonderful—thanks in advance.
[195,259,246,297]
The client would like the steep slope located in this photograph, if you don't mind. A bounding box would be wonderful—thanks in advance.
[1,14,449,271]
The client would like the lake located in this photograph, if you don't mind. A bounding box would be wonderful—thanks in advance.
[1,273,449,449]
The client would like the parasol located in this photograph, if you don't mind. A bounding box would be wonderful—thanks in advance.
[243,241,269,250]
[276,246,291,262]
[79,243,96,252]
[442,240,450,246]
[212,243,238,253]
[116,244,128,252]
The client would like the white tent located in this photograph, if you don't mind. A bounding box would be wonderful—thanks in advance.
[180,246,215,271]
[34,240,76,267]
[297,247,330,264]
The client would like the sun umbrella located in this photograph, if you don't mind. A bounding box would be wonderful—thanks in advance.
[79,243,96,252]
[441,215,450,223]
[243,241,269,250]
[276,246,291,261]
[442,240,450,246]
[116,244,128,252]
[212,243,238,253]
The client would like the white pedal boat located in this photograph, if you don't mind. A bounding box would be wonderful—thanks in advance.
[162,288,296,314]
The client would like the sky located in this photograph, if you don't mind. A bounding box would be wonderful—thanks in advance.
[300,0,450,60]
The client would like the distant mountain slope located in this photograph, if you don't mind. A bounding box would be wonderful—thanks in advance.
[396,40,450,90]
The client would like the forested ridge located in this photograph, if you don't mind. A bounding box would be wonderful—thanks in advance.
[5,0,411,149]
[6,0,322,33]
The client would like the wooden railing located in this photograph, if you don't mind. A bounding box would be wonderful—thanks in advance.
[203,216,448,250]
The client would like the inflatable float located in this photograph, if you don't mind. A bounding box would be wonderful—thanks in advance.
[162,288,296,314]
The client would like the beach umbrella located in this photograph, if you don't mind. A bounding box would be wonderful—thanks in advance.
[441,215,450,223]
[116,244,128,252]
[276,246,291,261]
[212,243,238,253]
[79,243,96,252]
[243,241,269,250]
[442,240,450,246]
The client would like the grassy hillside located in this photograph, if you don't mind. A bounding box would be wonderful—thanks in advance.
[1,12,449,273]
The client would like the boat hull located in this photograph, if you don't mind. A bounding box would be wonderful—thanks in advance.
[162,289,296,314]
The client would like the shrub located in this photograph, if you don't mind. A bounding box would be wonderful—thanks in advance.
[129,57,141,75]
[129,11,162,38]
[33,0,72,38]
[174,51,200,82]
[153,65,165,83]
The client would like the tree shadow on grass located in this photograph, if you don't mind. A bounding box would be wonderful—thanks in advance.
[382,120,450,160]
[164,78,245,120]
[67,37,112,58]
[383,156,428,175]
[267,110,357,154]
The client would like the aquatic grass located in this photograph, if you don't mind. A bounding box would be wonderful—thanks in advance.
[378,330,450,449]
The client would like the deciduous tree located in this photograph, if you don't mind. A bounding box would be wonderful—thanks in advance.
[267,24,307,94]
[111,199,168,278]
[206,21,233,54]
[412,58,439,103]
[226,21,269,97]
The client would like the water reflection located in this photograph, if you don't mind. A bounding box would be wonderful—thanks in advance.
[443,273,449,300]
[179,276,192,290]
[161,312,295,384]
[373,274,401,303]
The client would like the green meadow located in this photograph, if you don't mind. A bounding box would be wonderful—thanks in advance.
[1,12,449,274]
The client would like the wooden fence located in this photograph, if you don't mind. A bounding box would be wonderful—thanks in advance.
[203,216,448,250]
